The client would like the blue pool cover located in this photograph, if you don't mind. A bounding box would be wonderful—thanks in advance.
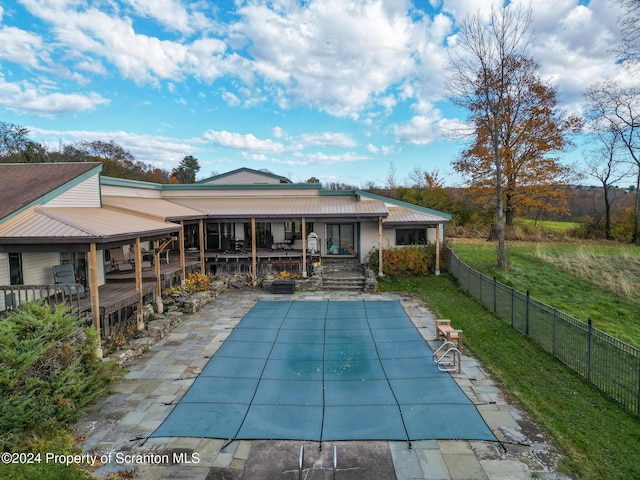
[152,300,496,442]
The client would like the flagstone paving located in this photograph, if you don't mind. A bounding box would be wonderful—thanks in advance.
[75,288,572,479]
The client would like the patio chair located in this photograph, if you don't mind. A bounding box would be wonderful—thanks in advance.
[52,264,87,299]
[110,248,134,272]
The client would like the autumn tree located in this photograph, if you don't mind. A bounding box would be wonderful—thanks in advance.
[453,55,580,226]
[583,81,640,243]
[446,3,533,268]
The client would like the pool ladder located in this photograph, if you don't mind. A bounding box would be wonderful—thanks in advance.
[432,341,461,373]
[298,444,338,479]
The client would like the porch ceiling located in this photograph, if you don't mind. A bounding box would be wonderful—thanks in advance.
[164,196,388,219]
[0,206,180,244]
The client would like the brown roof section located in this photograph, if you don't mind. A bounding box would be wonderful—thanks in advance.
[0,162,101,220]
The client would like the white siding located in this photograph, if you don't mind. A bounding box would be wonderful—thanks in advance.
[101,185,162,198]
[23,252,61,284]
[205,171,281,184]
[45,173,101,207]
[360,221,381,258]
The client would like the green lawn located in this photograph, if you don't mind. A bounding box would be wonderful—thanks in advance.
[448,240,640,348]
[518,219,580,231]
[379,274,640,480]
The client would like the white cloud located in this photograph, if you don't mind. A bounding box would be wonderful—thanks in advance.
[231,0,422,116]
[30,127,197,170]
[203,130,285,154]
[367,143,379,154]
[298,132,357,148]
[278,151,370,166]
[0,26,46,67]
[0,74,109,115]
[122,0,196,34]
[393,104,469,145]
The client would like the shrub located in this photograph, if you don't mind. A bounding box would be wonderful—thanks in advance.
[183,271,214,293]
[0,302,118,445]
[367,245,435,277]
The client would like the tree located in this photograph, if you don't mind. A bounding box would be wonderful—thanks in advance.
[446,3,533,268]
[583,81,640,243]
[171,155,200,184]
[584,128,631,239]
[453,55,580,226]
[0,122,47,163]
[616,0,640,69]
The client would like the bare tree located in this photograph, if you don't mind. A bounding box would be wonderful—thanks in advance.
[446,3,533,268]
[615,0,640,70]
[583,128,632,239]
[584,80,640,243]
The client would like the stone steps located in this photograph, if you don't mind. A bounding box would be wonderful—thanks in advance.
[322,259,366,291]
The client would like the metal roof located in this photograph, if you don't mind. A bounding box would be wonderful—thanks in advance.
[0,206,180,244]
[382,207,450,226]
[102,196,204,220]
[164,195,388,218]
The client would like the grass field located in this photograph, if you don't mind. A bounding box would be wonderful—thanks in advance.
[448,240,640,348]
[518,219,580,231]
[379,274,640,480]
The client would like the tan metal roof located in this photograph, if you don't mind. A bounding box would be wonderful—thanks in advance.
[164,196,388,218]
[102,196,204,220]
[383,207,449,225]
[0,206,180,244]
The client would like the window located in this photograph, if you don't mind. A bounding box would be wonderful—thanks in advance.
[9,253,23,285]
[396,228,426,246]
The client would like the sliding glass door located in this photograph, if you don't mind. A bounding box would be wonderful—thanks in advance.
[326,224,355,256]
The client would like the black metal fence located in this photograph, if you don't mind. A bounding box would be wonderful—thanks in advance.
[448,248,640,415]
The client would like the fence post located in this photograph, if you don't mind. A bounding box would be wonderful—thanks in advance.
[493,276,497,314]
[525,290,530,336]
[588,317,593,381]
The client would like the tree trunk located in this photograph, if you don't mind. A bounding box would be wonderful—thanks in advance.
[633,169,640,244]
[604,186,612,240]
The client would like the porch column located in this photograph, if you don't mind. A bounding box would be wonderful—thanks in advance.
[378,216,384,277]
[179,222,186,285]
[154,240,163,314]
[199,219,205,273]
[88,242,102,358]
[435,224,441,276]
[251,218,257,284]
[134,237,144,331]
[302,217,307,278]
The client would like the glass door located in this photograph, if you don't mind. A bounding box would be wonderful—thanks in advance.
[326,224,355,255]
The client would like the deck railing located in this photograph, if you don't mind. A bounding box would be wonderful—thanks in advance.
[0,284,85,319]
[448,248,640,415]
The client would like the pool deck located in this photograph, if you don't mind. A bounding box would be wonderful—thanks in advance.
[75,289,572,480]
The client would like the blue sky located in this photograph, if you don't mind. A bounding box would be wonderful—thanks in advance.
[0,0,634,186]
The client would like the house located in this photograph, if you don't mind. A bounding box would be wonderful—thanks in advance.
[0,164,451,340]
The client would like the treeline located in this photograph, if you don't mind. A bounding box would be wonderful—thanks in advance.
[0,121,199,184]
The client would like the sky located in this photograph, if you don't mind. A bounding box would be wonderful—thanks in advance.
[0,0,635,187]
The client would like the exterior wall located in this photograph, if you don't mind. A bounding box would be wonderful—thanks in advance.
[44,173,101,207]
[203,171,282,184]
[101,185,162,198]
[23,252,62,284]
[162,187,319,198]
[360,220,381,259]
